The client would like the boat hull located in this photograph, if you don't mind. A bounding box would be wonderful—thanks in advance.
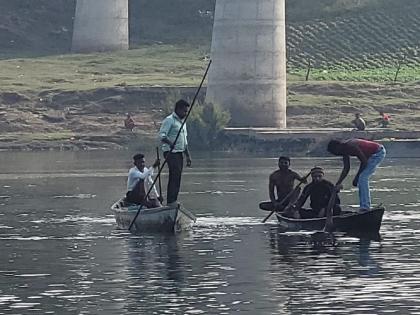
[111,199,196,233]
[276,207,385,233]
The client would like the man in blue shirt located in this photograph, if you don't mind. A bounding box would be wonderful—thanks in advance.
[159,99,192,206]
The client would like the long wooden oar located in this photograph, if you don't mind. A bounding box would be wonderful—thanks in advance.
[262,171,311,223]
[156,147,163,200]
[128,60,212,231]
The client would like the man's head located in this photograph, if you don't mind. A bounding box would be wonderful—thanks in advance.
[327,139,343,156]
[278,156,290,170]
[355,113,361,118]
[133,153,145,171]
[126,113,131,118]
[175,99,190,119]
[310,166,324,183]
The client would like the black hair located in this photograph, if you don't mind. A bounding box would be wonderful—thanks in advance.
[278,156,290,162]
[133,153,144,161]
[175,99,190,111]
[327,139,341,154]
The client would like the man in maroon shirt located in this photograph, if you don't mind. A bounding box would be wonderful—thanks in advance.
[327,138,386,212]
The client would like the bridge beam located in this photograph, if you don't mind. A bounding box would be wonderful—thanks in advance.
[72,0,129,53]
[206,0,287,128]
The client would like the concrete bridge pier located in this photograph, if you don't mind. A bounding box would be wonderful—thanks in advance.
[72,0,129,53]
[206,0,287,128]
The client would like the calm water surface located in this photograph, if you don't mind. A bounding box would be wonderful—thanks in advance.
[0,151,419,314]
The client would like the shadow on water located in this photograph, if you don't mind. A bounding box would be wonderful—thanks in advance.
[266,226,382,277]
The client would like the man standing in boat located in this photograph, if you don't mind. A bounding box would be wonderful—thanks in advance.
[126,153,162,208]
[285,167,341,219]
[159,99,192,207]
[259,156,307,211]
[327,138,386,212]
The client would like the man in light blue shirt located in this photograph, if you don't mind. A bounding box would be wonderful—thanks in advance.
[159,99,192,206]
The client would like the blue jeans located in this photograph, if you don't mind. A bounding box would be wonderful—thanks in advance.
[358,146,386,209]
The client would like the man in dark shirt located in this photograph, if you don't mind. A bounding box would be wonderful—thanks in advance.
[286,167,341,219]
[259,156,306,211]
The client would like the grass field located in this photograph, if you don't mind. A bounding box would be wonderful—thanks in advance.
[0,44,418,133]
[0,45,209,93]
[1,44,419,95]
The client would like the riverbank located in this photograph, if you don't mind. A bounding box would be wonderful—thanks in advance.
[0,83,419,154]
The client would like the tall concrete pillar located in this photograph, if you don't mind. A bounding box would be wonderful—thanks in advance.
[72,0,129,52]
[206,0,287,128]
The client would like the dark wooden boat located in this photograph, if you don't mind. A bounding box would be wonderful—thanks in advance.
[275,207,385,233]
[111,199,196,233]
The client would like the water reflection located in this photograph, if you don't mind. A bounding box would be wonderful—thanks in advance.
[0,152,419,314]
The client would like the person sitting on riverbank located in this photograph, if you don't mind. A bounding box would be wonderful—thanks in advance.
[126,153,162,208]
[327,138,386,212]
[352,113,366,131]
[259,156,307,212]
[124,113,135,132]
[284,167,341,219]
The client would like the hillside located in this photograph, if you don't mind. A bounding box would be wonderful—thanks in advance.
[1,0,420,71]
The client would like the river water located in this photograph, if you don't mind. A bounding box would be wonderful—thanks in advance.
[0,151,419,314]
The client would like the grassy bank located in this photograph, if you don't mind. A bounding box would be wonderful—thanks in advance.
[0,45,209,93]
[1,44,419,94]
[0,44,418,152]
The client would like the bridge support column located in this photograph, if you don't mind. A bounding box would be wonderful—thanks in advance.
[206,0,287,128]
[72,0,129,53]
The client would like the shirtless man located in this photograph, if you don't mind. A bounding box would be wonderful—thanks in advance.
[259,156,307,211]
[327,138,386,212]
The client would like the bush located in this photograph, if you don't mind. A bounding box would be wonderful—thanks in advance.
[187,102,231,149]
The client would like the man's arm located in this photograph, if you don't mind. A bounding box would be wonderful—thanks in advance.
[184,145,192,167]
[293,185,310,210]
[159,117,174,148]
[269,175,276,203]
[336,155,351,186]
[293,171,308,184]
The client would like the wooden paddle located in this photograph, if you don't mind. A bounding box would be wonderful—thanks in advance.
[262,171,311,223]
[156,147,163,201]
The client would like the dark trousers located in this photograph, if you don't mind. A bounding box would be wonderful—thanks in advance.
[126,180,161,209]
[126,180,146,204]
[164,152,183,204]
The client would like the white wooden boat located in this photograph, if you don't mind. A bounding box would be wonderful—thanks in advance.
[111,199,196,233]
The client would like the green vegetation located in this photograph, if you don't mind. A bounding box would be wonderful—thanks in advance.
[187,102,231,149]
[1,44,417,95]
[0,45,209,93]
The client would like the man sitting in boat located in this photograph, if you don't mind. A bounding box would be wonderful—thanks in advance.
[285,167,341,219]
[259,156,307,212]
[126,153,162,208]
[327,138,386,212]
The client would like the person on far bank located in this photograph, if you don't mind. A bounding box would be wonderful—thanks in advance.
[352,113,366,131]
[124,113,135,132]
[327,138,386,212]
[379,111,390,128]
[159,99,192,207]
[259,156,307,212]
[126,153,162,208]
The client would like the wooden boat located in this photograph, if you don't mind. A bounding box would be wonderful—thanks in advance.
[111,199,196,233]
[275,207,385,233]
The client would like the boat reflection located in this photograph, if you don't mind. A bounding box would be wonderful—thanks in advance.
[267,226,382,276]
